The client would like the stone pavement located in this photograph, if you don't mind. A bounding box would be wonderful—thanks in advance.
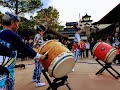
[14,56,120,90]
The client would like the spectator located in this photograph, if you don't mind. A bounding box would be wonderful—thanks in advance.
[85,40,90,58]
[79,39,86,58]
[90,38,97,58]
[111,32,120,47]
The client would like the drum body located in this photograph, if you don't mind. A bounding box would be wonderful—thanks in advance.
[93,42,116,63]
[39,40,75,78]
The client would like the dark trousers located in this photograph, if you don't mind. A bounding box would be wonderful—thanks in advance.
[81,49,85,58]
[85,49,89,57]
[90,48,94,58]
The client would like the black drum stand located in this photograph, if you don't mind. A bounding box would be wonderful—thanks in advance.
[42,69,72,90]
[96,58,120,79]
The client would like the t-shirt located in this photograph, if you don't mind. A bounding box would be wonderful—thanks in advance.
[74,33,81,44]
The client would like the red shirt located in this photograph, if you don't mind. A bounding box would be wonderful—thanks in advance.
[116,48,120,55]
[72,43,79,50]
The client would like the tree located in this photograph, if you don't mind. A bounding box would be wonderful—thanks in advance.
[33,6,68,39]
[0,0,43,39]
[34,6,60,31]
[18,17,35,39]
[0,0,43,15]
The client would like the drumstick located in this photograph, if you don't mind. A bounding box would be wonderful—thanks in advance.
[32,35,42,48]
[44,46,55,56]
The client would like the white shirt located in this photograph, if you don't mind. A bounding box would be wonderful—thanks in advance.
[74,33,81,44]
[86,42,90,49]
[34,34,44,45]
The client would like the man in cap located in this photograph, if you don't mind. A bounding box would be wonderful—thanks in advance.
[32,25,46,87]
[0,12,45,90]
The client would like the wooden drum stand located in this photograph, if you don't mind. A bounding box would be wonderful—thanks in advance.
[42,69,72,90]
[96,58,120,79]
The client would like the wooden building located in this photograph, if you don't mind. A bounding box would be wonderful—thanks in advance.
[80,14,93,37]
[60,22,85,40]
[94,3,120,40]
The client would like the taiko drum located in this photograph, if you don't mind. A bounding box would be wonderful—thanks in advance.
[38,40,76,78]
[93,42,116,63]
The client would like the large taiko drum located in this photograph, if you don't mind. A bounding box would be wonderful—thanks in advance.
[38,40,76,78]
[93,42,116,63]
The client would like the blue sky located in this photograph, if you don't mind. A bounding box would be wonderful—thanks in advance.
[41,0,52,8]
[0,0,120,26]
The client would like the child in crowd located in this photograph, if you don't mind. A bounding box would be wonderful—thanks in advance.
[72,42,80,62]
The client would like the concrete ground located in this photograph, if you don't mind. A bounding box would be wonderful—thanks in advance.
[14,56,120,90]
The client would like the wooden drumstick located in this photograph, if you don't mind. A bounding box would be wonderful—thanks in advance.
[43,46,55,56]
[40,46,55,62]
[32,35,42,48]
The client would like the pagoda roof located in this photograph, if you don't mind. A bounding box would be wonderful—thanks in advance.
[66,22,78,26]
[82,14,91,18]
[60,29,76,34]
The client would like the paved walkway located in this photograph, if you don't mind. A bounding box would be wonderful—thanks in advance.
[14,56,120,90]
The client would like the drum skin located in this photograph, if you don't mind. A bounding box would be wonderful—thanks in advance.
[93,42,116,63]
[38,40,76,78]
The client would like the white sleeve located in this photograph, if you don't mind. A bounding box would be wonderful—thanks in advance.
[34,34,37,42]
[34,53,41,59]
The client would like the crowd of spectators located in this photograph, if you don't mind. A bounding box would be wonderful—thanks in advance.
[17,32,120,65]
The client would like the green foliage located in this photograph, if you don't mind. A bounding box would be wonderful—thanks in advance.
[18,17,35,39]
[0,1,62,38]
[0,0,43,14]
[0,0,43,38]
[34,6,60,31]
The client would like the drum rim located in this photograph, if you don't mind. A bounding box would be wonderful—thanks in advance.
[48,52,75,78]
[92,42,100,54]
[53,56,75,78]
[105,48,116,63]
[38,40,59,53]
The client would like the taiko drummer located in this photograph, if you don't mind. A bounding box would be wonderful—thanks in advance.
[0,12,45,90]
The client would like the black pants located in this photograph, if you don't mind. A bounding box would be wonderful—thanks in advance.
[90,48,94,58]
[85,49,89,57]
[81,49,85,58]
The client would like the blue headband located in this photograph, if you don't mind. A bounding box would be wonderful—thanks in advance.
[37,26,42,31]
[5,11,19,21]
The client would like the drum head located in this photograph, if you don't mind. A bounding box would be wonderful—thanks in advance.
[48,52,76,78]
[106,48,116,63]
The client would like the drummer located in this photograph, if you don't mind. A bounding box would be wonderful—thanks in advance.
[0,12,45,90]
[32,25,46,87]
